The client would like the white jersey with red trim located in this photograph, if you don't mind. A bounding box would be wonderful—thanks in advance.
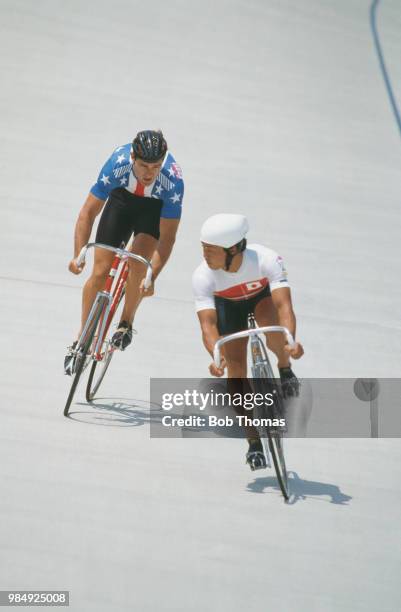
[192,244,290,312]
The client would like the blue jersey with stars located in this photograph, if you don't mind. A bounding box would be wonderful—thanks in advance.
[90,143,184,219]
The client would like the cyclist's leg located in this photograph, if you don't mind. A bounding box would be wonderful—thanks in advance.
[118,193,162,324]
[223,337,248,378]
[224,338,267,468]
[216,298,266,468]
[254,295,299,397]
[215,296,259,440]
[215,295,249,379]
[224,338,260,439]
[119,232,158,323]
[79,248,115,336]
[254,296,290,368]
[65,249,113,376]
[78,192,133,337]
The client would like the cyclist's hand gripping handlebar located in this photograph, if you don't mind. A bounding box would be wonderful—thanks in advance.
[213,326,295,369]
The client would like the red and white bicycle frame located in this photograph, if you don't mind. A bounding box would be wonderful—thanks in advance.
[76,241,152,361]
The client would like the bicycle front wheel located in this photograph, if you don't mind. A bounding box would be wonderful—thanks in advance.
[64,297,106,417]
[85,341,114,402]
[267,430,289,501]
[252,337,290,501]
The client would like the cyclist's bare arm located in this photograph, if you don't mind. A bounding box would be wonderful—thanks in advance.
[73,193,105,258]
[69,193,105,274]
[197,309,219,355]
[271,288,296,336]
[271,287,304,359]
[197,309,226,376]
[150,218,180,280]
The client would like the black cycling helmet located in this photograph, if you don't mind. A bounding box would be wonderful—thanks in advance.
[132,130,168,162]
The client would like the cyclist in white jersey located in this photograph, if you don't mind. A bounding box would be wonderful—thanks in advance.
[192,214,304,470]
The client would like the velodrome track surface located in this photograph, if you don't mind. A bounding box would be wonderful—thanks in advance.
[1,1,401,610]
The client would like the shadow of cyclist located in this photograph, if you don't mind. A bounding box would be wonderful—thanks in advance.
[247,470,352,505]
[67,397,168,427]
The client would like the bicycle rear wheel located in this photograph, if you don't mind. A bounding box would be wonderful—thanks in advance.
[85,341,114,402]
[64,297,106,417]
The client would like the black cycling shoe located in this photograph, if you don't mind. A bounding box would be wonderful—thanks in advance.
[64,341,78,376]
[279,366,300,399]
[246,440,267,471]
[111,321,133,350]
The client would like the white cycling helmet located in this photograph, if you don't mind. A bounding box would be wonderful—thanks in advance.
[200,214,249,248]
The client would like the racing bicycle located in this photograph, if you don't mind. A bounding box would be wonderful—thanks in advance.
[213,315,295,501]
[64,242,152,417]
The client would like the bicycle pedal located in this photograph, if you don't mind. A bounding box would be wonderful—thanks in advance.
[111,342,125,352]
[250,463,266,472]
[246,451,267,471]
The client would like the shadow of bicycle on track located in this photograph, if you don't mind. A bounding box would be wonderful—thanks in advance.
[67,397,167,428]
[247,470,352,505]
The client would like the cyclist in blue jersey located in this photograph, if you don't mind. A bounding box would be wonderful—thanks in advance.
[64,130,184,375]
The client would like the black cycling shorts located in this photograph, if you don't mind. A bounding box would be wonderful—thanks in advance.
[95,187,163,247]
[215,285,271,335]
